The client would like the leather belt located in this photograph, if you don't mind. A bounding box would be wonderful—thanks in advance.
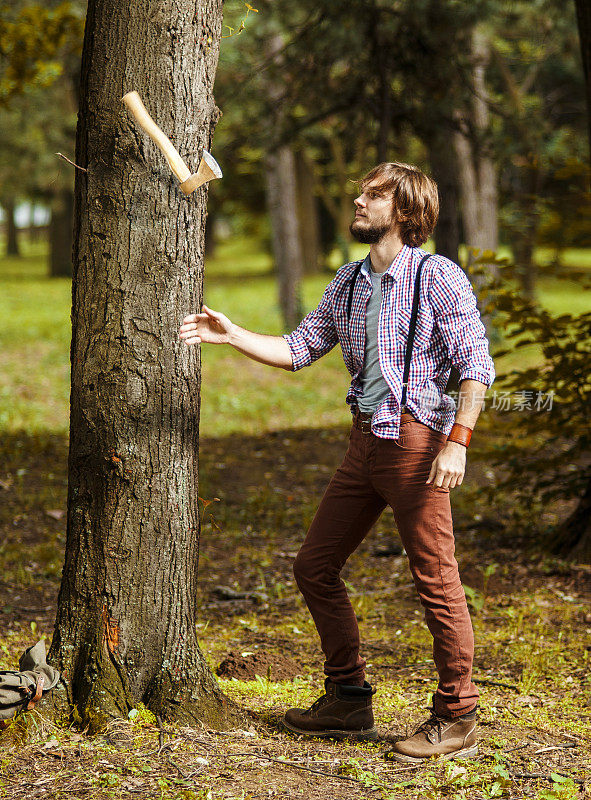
[352,408,416,434]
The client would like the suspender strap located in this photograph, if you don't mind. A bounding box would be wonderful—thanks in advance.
[401,253,432,410]
[346,262,363,321]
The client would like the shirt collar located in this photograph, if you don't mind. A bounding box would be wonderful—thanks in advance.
[359,244,412,282]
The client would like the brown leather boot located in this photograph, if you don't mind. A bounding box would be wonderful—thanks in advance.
[283,678,378,741]
[384,708,477,763]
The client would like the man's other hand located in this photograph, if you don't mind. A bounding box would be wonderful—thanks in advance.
[426,441,466,490]
[179,305,234,346]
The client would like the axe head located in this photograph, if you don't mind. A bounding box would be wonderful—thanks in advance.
[180,150,223,195]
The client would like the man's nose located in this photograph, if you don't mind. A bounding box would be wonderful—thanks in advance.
[354,195,365,208]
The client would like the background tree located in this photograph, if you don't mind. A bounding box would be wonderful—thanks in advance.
[0,0,83,275]
[574,0,591,157]
[490,0,587,297]
[263,32,304,328]
[47,0,240,730]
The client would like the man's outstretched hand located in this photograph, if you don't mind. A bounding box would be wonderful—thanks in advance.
[179,305,234,346]
[179,306,293,369]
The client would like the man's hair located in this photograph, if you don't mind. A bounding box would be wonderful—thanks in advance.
[359,162,439,247]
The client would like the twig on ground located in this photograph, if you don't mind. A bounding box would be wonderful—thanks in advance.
[473,678,519,691]
[223,751,369,786]
[534,744,577,754]
[510,771,584,786]
[504,741,530,753]
[156,714,165,753]
[498,705,520,719]
[167,755,192,779]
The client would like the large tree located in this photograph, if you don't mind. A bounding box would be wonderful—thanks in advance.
[47,0,239,730]
[574,0,591,156]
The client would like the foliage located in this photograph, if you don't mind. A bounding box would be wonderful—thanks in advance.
[471,247,591,552]
[490,1,588,288]
[0,1,84,105]
[0,76,77,207]
[212,0,588,266]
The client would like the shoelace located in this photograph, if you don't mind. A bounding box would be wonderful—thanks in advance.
[414,710,447,743]
[306,693,327,715]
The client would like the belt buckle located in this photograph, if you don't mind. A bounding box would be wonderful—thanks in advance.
[360,418,372,434]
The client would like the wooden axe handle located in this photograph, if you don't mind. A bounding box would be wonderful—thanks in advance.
[122,91,191,184]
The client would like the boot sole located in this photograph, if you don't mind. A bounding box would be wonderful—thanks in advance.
[282,719,379,742]
[384,744,478,764]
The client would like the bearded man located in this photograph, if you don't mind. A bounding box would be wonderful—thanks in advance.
[179,161,495,762]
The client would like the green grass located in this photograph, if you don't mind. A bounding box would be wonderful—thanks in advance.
[0,235,590,436]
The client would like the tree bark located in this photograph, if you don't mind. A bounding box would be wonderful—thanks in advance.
[428,127,461,262]
[48,0,241,732]
[49,188,74,277]
[265,146,304,329]
[295,149,321,274]
[4,199,20,257]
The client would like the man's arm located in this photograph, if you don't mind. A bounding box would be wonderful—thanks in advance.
[180,275,340,371]
[426,379,487,489]
[426,258,495,490]
[179,305,293,370]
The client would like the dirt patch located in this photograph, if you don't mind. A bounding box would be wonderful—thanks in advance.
[216,650,302,681]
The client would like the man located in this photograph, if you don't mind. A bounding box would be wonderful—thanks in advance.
[179,162,495,762]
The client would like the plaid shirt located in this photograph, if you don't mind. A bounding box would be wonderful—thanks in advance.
[283,244,495,438]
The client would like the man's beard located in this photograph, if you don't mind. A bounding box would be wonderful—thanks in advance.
[349,217,391,244]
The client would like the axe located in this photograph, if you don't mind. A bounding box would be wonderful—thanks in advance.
[121,90,222,195]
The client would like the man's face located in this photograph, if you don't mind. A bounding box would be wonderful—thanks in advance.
[349,180,396,244]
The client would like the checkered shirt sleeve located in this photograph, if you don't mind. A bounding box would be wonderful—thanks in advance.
[283,281,339,371]
[430,258,495,387]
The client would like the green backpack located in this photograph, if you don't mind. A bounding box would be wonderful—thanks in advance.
[0,640,60,728]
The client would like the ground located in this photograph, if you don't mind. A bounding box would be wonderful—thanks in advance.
[1,237,590,797]
[0,427,589,800]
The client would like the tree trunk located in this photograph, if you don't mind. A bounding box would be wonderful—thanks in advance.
[49,188,74,277]
[29,203,39,244]
[514,159,542,300]
[574,0,591,161]
[265,146,304,329]
[454,29,499,258]
[369,4,391,162]
[4,199,20,256]
[295,149,321,274]
[315,136,355,265]
[264,33,304,329]
[48,0,241,732]
[428,128,461,262]
[453,27,499,336]
[552,474,591,563]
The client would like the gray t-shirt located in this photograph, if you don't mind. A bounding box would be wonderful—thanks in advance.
[357,268,391,414]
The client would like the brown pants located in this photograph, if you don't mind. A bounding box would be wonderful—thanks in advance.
[293,416,478,718]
